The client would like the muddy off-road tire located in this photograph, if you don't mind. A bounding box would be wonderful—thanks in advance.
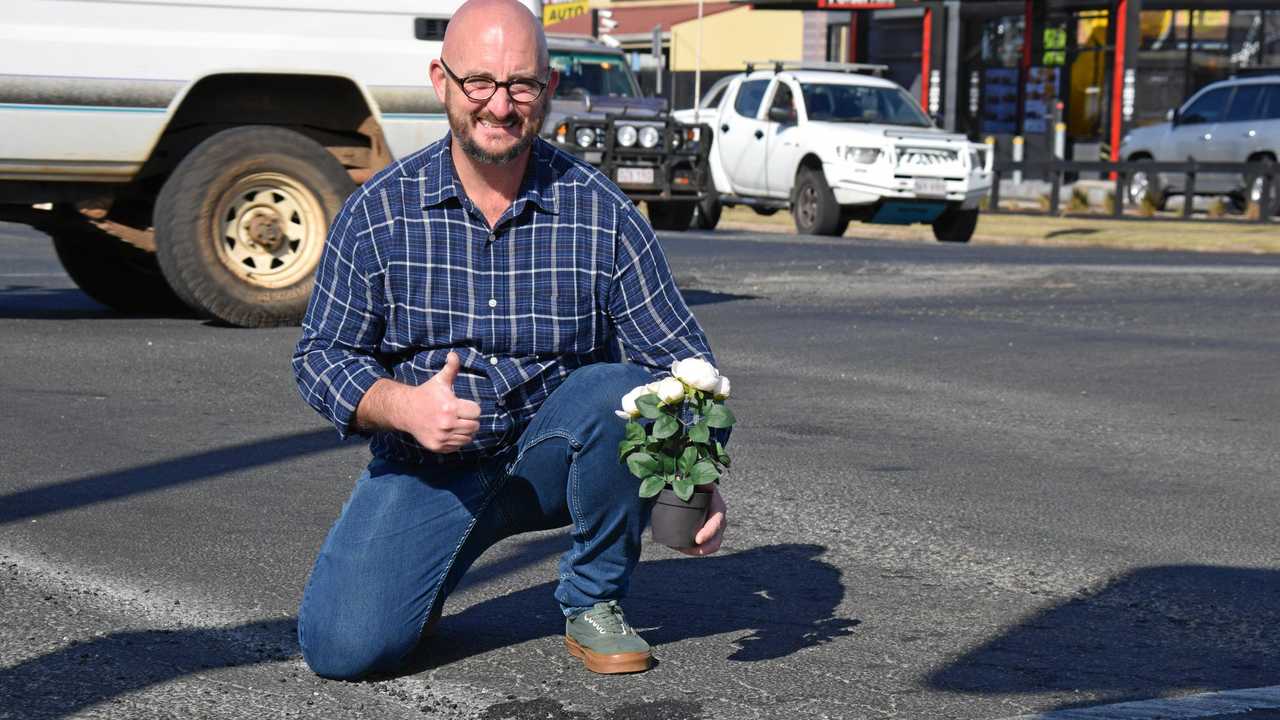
[648,201,696,232]
[49,211,186,314]
[154,125,355,327]
[792,167,843,236]
[931,207,979,244]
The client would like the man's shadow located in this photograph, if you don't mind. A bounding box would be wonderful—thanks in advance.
[928,565,1280,710]
[405,542,860,672]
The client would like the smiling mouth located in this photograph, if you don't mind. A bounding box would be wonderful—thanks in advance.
[477,118,518,131]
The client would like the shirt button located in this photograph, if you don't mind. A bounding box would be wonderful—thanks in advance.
[489,356,498,366]
[488,298,497,308]
[488,232,496,242]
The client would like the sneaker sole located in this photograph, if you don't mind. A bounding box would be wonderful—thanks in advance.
[564,636,652,674]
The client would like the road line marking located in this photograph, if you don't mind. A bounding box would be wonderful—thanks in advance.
[997,685,1280,720]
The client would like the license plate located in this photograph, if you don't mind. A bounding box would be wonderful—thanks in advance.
[913,178,947,196]
[616,167,655,185]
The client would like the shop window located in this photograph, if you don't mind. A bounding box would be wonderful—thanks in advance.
[981,15,1025,68]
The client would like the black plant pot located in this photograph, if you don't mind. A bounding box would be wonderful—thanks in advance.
[649,487,711,549]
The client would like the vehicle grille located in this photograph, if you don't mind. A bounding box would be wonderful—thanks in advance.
[894,147,959,168]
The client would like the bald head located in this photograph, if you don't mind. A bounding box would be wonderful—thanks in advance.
[443,0,549,75]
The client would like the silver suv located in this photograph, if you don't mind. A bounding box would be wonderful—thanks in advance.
[1121,75,1280,209]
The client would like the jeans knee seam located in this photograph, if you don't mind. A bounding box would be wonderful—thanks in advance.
[509,430,582,473]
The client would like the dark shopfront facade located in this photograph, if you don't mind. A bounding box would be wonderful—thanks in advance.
[748,0,1280,164]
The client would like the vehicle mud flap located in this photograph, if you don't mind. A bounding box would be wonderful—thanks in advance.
[870,201,948,225]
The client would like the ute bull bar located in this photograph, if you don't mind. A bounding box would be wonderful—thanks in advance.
[557,114,715,202]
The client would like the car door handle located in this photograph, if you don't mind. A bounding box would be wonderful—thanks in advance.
[1247,129,1258,137]
[721,123,729,133]
[754,129,764,139]
[1202,133,1212,141]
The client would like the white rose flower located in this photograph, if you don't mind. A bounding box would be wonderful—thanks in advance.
[645,380,663,394]
[615,385,648,420]
[655,377,685,405]
[671,357,720,392]
[712,375,731,400]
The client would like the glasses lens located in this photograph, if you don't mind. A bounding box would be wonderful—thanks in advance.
[508,82,541,103]
[463,78,496,100]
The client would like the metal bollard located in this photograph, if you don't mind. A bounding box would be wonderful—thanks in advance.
[1012,135,1024,185]
[1054,122,1066,161]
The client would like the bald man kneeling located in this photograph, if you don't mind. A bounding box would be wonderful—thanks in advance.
[292,0,728,678]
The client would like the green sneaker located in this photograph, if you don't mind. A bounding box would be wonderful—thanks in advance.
[564,601,653,674]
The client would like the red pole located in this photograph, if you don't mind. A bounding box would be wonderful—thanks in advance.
[1110,0,1128,162]
[1023,0,1033,70]
[849,12,859,63]
[921,7,932,105]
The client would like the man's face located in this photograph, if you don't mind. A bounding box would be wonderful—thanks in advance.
[444,72,551,166]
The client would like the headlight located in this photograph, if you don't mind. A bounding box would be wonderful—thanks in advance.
[638,126,661,149]
[837,146,880,163]
[575,127,596,148]
[616,124,638,147]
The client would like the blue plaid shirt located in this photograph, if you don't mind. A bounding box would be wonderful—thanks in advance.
[293,135,717,465]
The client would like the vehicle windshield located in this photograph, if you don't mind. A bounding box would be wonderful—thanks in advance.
[800,83,932,127]
[550,52,640,98]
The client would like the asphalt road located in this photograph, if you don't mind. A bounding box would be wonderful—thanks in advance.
[2,220,1279,720]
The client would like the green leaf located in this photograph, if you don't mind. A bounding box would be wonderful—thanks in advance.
[625,452,660,479]
[705,404,736,428]
[625,421,646,443]
[636,393,662,419]
[714,440,731,468]
[660,453,677,474]
[672,478,695,502]
[652,414,680,439]
[688,460,720,486]
[638,475,666,498]
[688,419,710,444]
[678,445,698,475]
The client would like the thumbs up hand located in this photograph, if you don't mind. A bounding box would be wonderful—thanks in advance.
[402,351,483,453]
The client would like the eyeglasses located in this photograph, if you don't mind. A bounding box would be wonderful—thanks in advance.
[439,59,548,103]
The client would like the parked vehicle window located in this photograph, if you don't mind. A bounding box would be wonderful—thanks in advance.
[733,79,770,119]
[1179,87,1232,125]
[768,83,797,123]
[1258,85,1280,120]
[1224,84,1265,122]
[800,83,930,127]
[550,52,639,98]
[700,81,729,109]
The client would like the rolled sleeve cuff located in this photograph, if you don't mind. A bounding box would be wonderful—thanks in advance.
[322,361,391,440]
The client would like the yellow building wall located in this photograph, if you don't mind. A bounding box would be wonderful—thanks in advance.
[669,7,804,73]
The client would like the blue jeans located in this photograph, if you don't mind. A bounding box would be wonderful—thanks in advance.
[297,362,654,680]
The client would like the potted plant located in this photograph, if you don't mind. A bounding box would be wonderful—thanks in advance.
[615,358,735,548]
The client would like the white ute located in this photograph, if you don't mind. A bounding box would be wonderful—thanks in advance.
[674,62,993,242]
[0,0,540,327]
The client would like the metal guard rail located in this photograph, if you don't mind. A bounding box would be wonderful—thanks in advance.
[988,159,1279,221]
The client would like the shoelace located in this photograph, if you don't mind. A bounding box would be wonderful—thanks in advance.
[583,601,630,635]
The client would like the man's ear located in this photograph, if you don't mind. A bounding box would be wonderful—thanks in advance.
[545,68,559,98]
[429,59,448,103]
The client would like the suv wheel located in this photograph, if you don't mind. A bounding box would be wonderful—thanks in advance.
[792,167,842,236]
[691,195,721,230]
[1128,156,1167,210]
[931,208,978,244]
[154,126,355,327]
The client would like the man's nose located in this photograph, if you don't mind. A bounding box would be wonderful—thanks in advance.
[485,86,515,116]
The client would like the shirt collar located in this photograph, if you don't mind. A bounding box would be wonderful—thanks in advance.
[420,134,560,217]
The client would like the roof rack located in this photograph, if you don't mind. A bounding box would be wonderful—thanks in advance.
[743,60,889,77]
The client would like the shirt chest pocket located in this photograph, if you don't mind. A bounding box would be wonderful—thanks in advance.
[513,286,598,356]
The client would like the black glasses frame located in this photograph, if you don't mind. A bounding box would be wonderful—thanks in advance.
[439,59,548,103]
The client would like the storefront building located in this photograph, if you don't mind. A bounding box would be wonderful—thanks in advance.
[746,1,1280,163]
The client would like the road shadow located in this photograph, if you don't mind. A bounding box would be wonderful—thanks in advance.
[0,617,297,720]
[679,288,763,306]
[0,429,354,525]
[404,543,860,674]
[927,565,1280,710]
[0,284,196,320]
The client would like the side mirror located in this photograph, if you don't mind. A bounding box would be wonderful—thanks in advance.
[767,106,794,124]
[1166,108,1177,124]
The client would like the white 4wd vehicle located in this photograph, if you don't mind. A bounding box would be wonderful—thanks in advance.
[0,0,542,327]
[673,63,993,242]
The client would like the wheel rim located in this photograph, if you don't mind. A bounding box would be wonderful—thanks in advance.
[213,172,325,289]
[797,183,817,229]
[1250,175,1266,204]
[1130,171,1150,204]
